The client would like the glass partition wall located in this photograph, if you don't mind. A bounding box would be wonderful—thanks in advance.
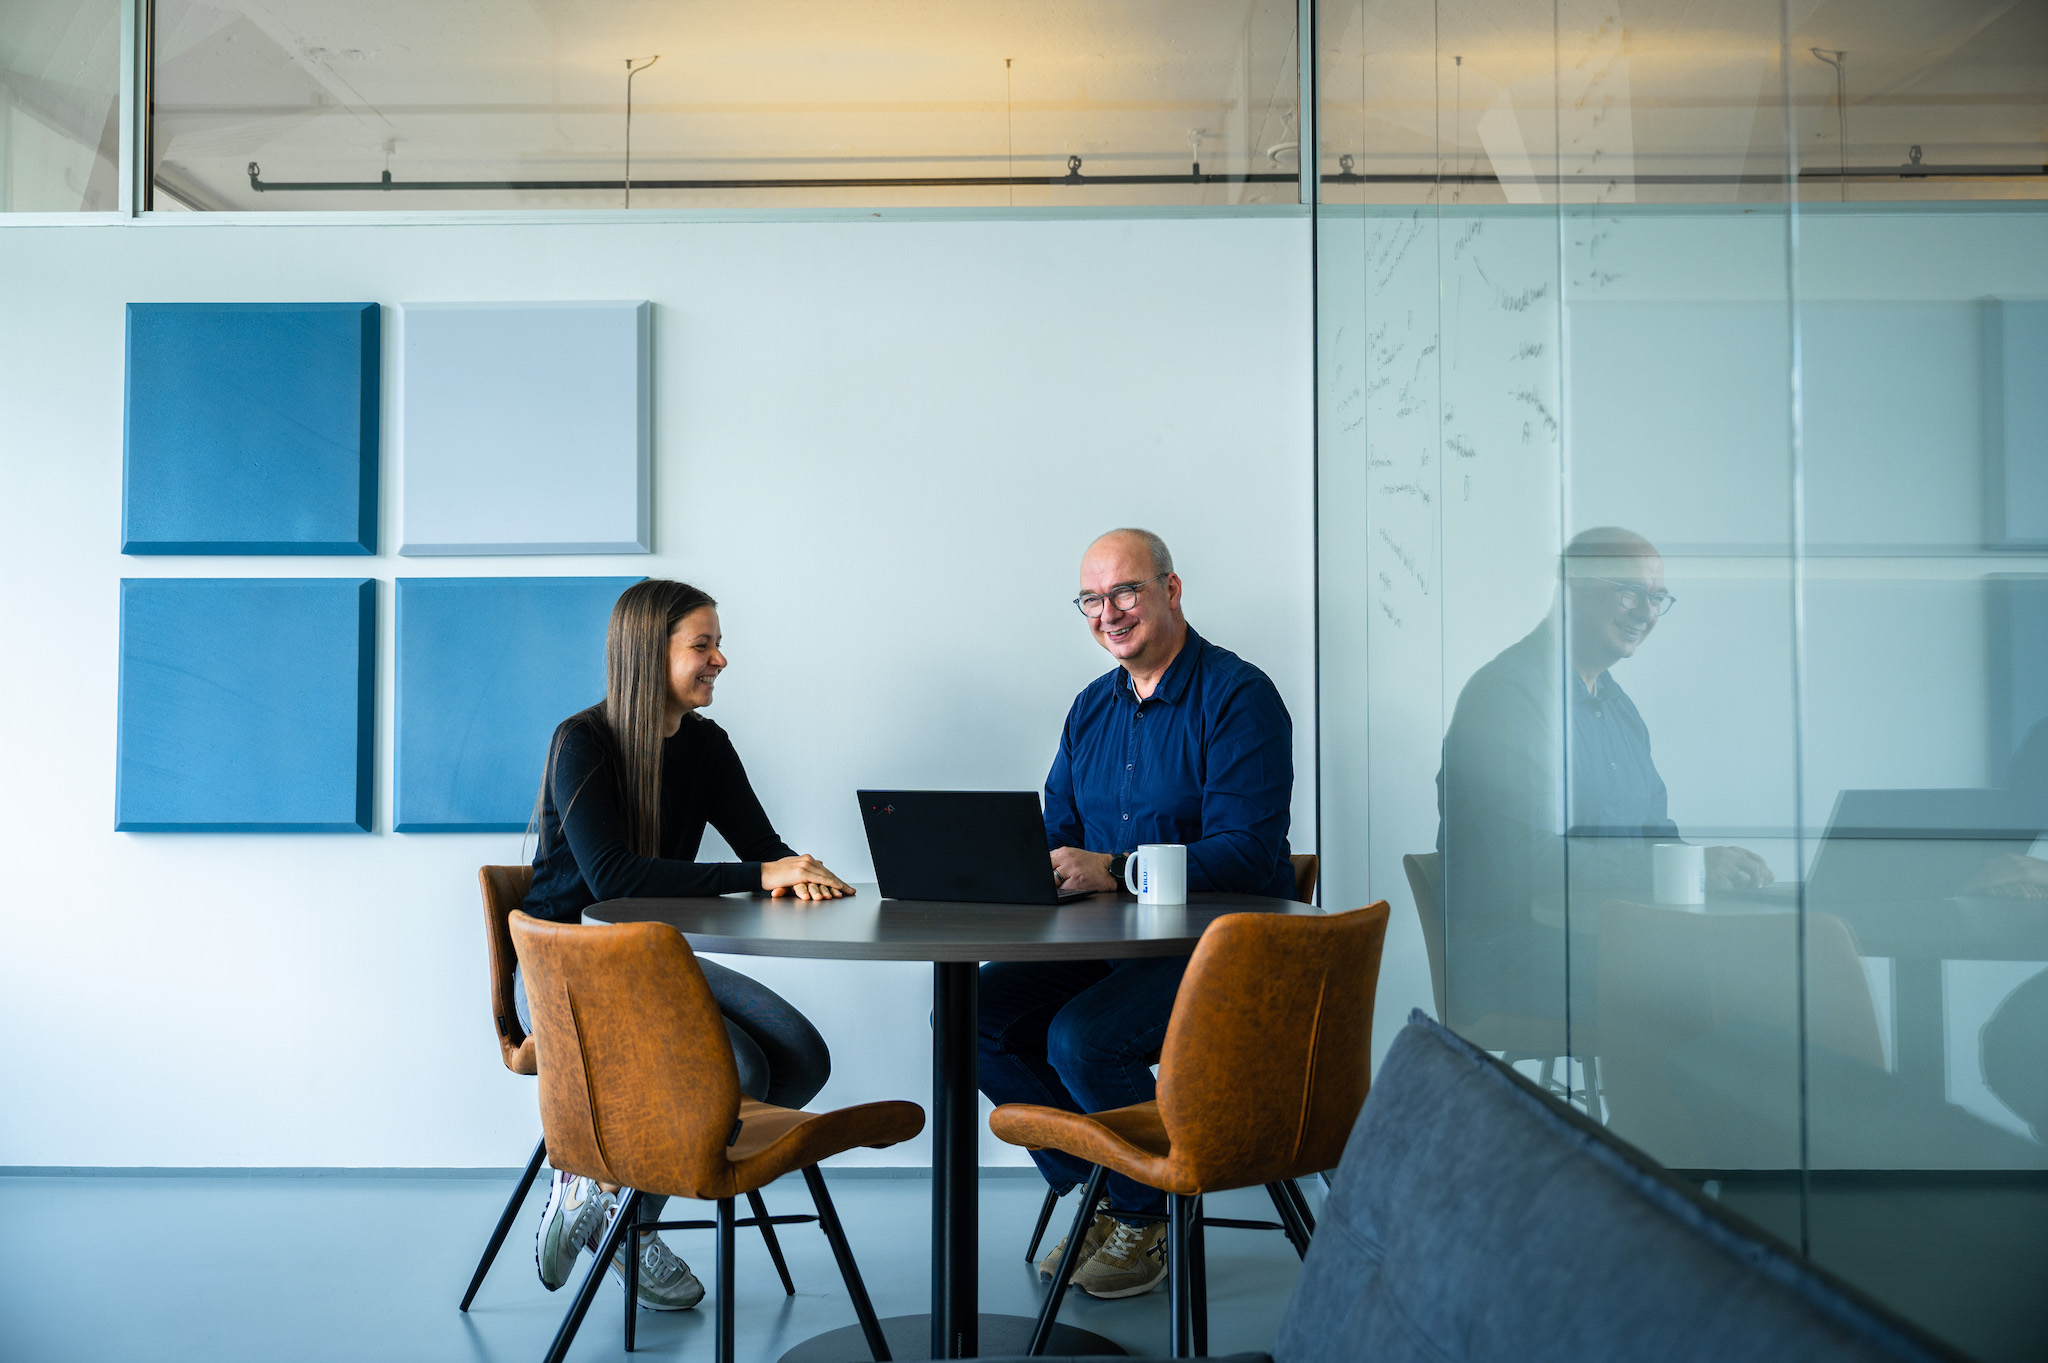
[0,0,121,210]
[1316,3,2048,1359]
[146,0,1304,211]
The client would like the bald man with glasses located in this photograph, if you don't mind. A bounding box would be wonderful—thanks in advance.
[977,527,1296,1301]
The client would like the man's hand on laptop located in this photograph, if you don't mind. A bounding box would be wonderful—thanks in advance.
[1963,853,2048,899]
[1051,847,1117,895]
[764,854,854,900]
[1705,845,1774,893]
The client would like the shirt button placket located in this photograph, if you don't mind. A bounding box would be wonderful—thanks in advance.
[1122,706,1139,833]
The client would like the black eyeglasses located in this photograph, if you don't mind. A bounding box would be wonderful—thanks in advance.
[1588,576,1677,617]
[1074,573,1168,618]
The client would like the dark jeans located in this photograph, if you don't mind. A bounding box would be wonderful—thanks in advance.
[977,954,1191,1218]
[515,957,830,1222]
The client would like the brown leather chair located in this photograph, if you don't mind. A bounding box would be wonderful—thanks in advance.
[1288,852,1319,906]
[510,911,925,1363]
[459,865,548,1312]
[461,866,810,1318]
[992,902,1390,1358]
[1018,852,1325,1267]
[1403,851,1597,1108]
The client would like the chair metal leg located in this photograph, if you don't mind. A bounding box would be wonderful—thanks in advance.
[1266,1183,1312,1260]
[544,1188,640,1363]
[1168,1193,1193,1359]
[624,1207,641,1352]
[748,1188,797,1296]
[1280,1178,1317,1237]
[459,1134,547,1310]
[802,1165,892,1361]
[1024,1184,1062,1263]
[716,1197,737,1363]
[1027,1164,1109,1357]
[1190,1196,1208,1358]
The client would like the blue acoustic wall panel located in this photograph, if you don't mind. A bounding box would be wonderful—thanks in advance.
[395,576,643,832]
[123,302,379,555]
[117,578,376,832]
[396,301,650,555]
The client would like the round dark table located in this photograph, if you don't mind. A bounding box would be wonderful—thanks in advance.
[588,884,1321,1361]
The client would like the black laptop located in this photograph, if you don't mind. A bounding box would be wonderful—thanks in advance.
[1805,787,2044,905]
[858,790,1094,905]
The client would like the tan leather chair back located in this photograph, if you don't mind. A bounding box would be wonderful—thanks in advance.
[1403,853,1449,1021]
[1156,903,1390,1188]
[509,912,744,1198]
[1288,853,1320,905]
[480,865,538,1075]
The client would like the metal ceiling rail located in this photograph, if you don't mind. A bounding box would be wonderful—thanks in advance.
[244,157,2046,195]
[245,157,1300,194]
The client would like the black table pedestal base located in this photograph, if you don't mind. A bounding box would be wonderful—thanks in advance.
[778,1312,1126,1363]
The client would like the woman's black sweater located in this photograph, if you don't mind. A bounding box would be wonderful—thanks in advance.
[524,711,797,923]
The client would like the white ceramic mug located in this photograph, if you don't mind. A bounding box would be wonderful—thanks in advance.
[1653,842,1707,908]
[1125,843,1188,905]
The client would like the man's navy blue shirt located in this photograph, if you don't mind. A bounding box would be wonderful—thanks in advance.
[1044,627,1295,899]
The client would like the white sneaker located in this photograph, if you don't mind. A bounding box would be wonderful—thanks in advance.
[604,1203,706,1311]
[535,1172,614,1291]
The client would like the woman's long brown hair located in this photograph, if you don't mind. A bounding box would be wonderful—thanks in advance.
[530,579,718,860]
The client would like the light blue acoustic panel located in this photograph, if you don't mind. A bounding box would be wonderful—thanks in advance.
[1989,575,2048,779]
[396,301,650,555]
[123,302,379,555]
[395,576,643,832]
[1985,299,2048,550]
[117,578,376,832]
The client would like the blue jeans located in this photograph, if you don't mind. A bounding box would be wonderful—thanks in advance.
[976,955,1191,1218]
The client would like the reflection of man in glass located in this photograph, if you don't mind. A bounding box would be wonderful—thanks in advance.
[1434,527,1771,1021]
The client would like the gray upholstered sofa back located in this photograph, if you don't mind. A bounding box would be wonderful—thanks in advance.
[1272,1012,1956,1363]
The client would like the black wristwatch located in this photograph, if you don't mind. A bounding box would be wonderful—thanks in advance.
[1106,852,1128,883]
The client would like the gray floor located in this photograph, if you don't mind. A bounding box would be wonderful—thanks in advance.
[0,1171,1311,1363]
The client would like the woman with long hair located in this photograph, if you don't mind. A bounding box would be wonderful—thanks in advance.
[515,578,852,1311]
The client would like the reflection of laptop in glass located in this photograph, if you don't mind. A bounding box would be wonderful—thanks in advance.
[858,791,1093,905]
[1806,788,2045,905]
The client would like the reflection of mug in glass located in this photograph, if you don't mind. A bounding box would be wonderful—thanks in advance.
[1653,842,1706,908]
[1124,844,1188,905]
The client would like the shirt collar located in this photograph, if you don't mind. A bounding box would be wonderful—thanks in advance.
[1115,626,1204,707]
[1575,668,1616,704]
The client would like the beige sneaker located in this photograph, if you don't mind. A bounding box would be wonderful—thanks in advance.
[1071,1218,1169,1299]
[1036,1199,1115,1281]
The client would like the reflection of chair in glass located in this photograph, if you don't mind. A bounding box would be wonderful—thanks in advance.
[1403,851,1595,1109]
[1982,966,2048,1142]
[1600,901,2048,1171]
[1597,902,1887,1170]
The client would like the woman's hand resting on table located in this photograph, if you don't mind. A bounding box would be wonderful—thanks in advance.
[763,854,855,900]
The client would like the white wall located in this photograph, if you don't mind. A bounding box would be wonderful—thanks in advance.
[0,213,1314,1167]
